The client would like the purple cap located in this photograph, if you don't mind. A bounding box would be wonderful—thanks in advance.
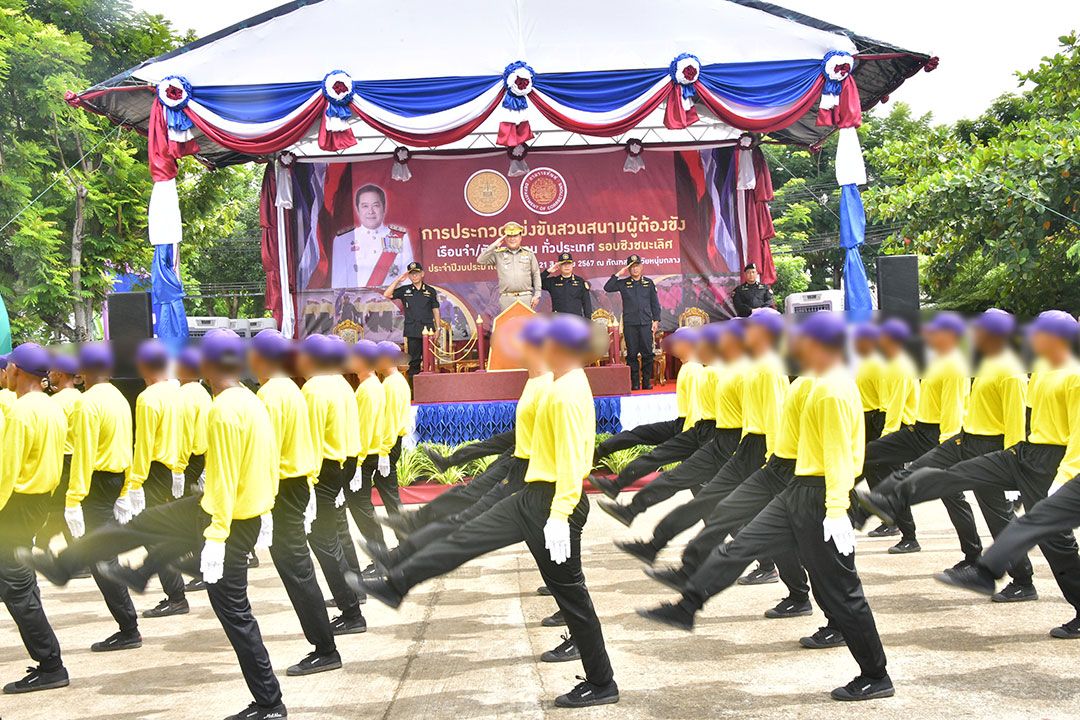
[880,318,911,343]
[974,308,1016,337]
[299,334,334,360]
[10,342,51,377]
[925,311,966,337]
[52,354,79,376]
[666,326,700,345]
[1029,310,1080,341]
[852,323,880,342]
[177,346,202,370]
[251,329,292,361]
[545,314,592,351]
[746,307,784,336]
[78,343,114,371]
[352,339,380,361]
[0,353,8,369]
[376,340,403,358]
[136,339,169,367]
[722,317,746,339]
[202,328,245,363]
[796,312,846,347]
[700,323,725,344]
[521,317,550,347]
[325,334,349,363]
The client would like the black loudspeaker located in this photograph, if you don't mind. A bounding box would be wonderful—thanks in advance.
[106,291,153,379]
[876,255,920,325]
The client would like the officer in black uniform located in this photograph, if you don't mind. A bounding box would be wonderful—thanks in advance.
[731,263,775,317]
[384,262,441,378]
[604,254,660,390]
[541,252,593,317]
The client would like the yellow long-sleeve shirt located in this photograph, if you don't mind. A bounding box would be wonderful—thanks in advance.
[964,351,1028,449]
[774,375,816,460]
[855,353,886,412]
[128,379,185,490]
[379,371,411,457]
[302,373,352,468]
[337,375,362,458]
[917,350,970,443]
[740,351,790,457]
[795,366,865,518]
[67,382,133,508]
[696,364,720,422]
[714,357,748,430]
[524,368,595,521]
[355,375,386,460]
[0,387,16,420]
[1027,358,1080,486]
[675,360,704,431]
[881,353,919,435]
[178,381,213,464]
[201,385,277,542]
[50,387,81,455]
[258,377,318,482]
[0,391,66,511]
[514,373,554,460]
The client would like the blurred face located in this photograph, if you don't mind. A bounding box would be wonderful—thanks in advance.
[629,263,644,279]
[744,268,759,284]
[297,352,315,378]
[718,332,742,360]
[853,336,876,357]
[973,326,1005,355]
[247,350,271,380]
[802,338,837,373]
[505,234,523,250]
[1030,330,1067,360]
[356,190,386,230]
[560,261,574,276]
[177,365,199,383]
[878,335,902,357]
[925,328,958,355]
[745,323,772,353]
[696,341,716,364]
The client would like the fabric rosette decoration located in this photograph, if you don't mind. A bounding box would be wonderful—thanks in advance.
[669,53,701,106]
[623,138,645,174]
[502,61,535,111]
[819,51,854,112]
[157,75,195,142]
[319,70,358,151]
[391,146,413,182]
[507,143,529,177]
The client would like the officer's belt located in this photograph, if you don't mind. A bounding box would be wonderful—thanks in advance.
[503,291,533,296]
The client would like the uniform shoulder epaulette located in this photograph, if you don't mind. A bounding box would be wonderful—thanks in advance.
[387,224,407,236]
[584,280,591,290]
[494,247,508,252]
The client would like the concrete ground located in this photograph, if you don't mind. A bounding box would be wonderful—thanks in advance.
[4,491,1080,720]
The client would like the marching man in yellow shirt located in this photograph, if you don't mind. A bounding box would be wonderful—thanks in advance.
[852,323,886,441]
[37,354,81,551]
[0,344,69,695]
[360,341,411,528]
[176,346,213,495]
[342,339,387,545]
[0,353,16,419]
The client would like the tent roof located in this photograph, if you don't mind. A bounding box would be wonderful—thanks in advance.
[77,0,933,168]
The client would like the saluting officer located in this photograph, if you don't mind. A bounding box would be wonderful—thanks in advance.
[731,263,775,318]
[604,254,661,390]
[477,221,542,312]
[384,262,441,378]
[541,253,593,318]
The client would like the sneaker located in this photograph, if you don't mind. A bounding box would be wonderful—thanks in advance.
[325,598,337,608]
[848,503,872,531]
[637,602,695,631]
[867,524,900,538]
[764,596,813,619]
[888,539,921,554]
[2,666,70,694]
[15,547,70,587]
[856,490,897,527]
[330,613,367,636]
[247,554,260,569]
[737,565,779,585]
[536,585,553,597]
[185,578,207,592]
[362,541,392,570]
[933,564,997,597]
[554,677,619,708]
[991,581,1038,604]
[359,575,404,609]
[799,626,846,649]
[422,446,450,473]
[541,634,581,663]
[94,562,149,594]
[614,539,658,565]
[830,674,895,701]
[542,610,567,628]
[224,701,288,719]
[644,566,690,593]
[1049,617,1080,639]
[589,475,621,501]
[91,629,142,653]
[596,499,635,528]
[142,598,189,619]
[286,650,342,677]
[361,563,381,580]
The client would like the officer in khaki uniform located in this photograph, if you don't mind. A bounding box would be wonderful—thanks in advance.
[477,221,542,312]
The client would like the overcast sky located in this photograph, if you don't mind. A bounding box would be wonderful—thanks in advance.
[132,0,1078,124]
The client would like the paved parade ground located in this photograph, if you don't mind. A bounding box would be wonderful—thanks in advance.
[4,492,1079,720]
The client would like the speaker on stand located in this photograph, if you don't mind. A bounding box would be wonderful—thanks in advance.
[105,291,153,416]
[876,255,923,366]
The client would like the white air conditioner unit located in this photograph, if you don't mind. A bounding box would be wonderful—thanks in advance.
[187,316,230,338]
[229,318,278,338]
[784,290,846,320]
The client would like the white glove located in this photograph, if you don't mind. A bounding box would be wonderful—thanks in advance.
[378,455,391,477]
[1048,482,1064,497]
[171,471,186,499]
[303,489,317,535]
[200,540,226,584]
[196,472,206,493]
[65,505,86,539]
[128,488,146,516]
[349,464,364,493]
[544,518,572,565]
[113,495,133,525]
[823,515,856,556]
[256,513,274,549]
[1004,489,1022,502]
[335,489,346,508]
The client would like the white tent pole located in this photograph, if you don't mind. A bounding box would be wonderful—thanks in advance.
[275,202,295,337]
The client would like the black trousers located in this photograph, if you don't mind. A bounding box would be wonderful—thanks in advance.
[271,476,336,655]
[389,482,614,686]
[879,433,1033,581]
[57,496,282,707]
[309,459,363,617]
[145,461,187,601]
[406,335,424,378]
[624,324,654,389]
[0,493,63,672]
[346,439,404,546]
[597,418,683,459]
[612,420,714,490]
[37,455,73,549]
[627,428,742,515]
[685,478,887,680]
[903,442,1080,608]
[443,431,516,468]
[412,451,515,529]
[184,453,206,494]
[864,409,886,444]
[83,471,139,633]
[649,433,768,551]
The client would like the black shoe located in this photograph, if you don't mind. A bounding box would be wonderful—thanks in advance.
[1049,616,1080,639]
[2,666,70,694]
[422,446,451,473]
[185,578,207,592]
[247,554,260,569]
[888,538,921,554]
[933,564,997,597]
[636,603,695,632]
[286,650,342,676]
[589,475,621,501]
[142,598,189,619]
[614,539,658,565]
[554,677,619,708]
[737,565,779,585]
[360,575,404,609]
[325,598,337,608]
[330,613,367,636]
[224,701,288,719]
[856,490,897,527]
[362,539,393,568]
[799,626,846,649]
[992,581,1038,603]
[15,547,70,587]
[596,499,635,527]
[764,596,813,619]
[541,610,567,628]
[867,524,901,538]
[541,634,581,663]
[536,585,553,597]
[831,674,895,701]
[380,511,417,538]
[91,629,142,652]
[361,563,381,580]
[70,568,92,580]
[848,503,872,531]
[644,566,689,593]
[95,561,149,594]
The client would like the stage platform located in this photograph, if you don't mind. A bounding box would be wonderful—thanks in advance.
[412,365,631,404]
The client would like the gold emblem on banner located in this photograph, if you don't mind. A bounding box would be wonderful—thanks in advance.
[464,169,511,217]
[333,319,363,345]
